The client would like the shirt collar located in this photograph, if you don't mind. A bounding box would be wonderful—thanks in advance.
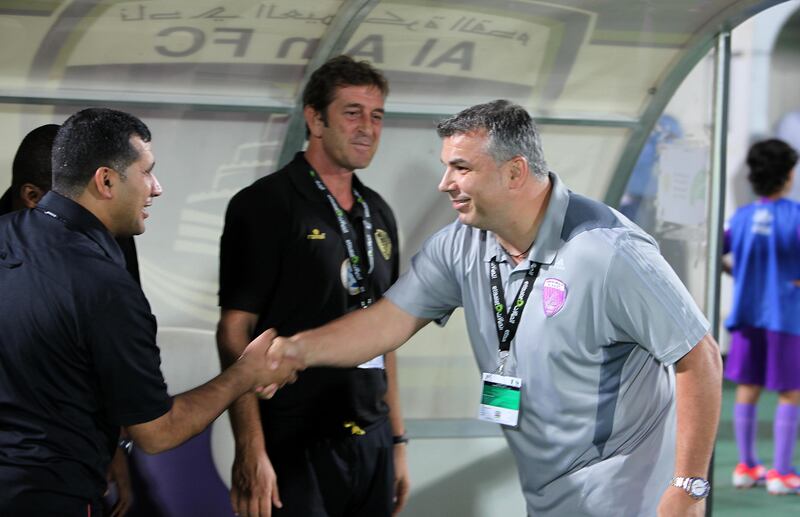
[287,151,368,204]
[483,171,569,266]
[36,191,126,268]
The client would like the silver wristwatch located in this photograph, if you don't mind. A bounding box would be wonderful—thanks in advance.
[670,476,710,500]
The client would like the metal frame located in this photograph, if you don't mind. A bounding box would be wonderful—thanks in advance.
[706,31,731,342]
[704,30,732,516]
[0,89,296,113]
[0,89,641,132]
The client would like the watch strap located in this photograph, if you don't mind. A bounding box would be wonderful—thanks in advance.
[671,476,688,489]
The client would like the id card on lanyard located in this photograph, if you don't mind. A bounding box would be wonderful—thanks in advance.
[309,169,383,369]
[478,258,540,427]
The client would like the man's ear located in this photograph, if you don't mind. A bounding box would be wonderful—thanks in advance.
[19,183,45,209]
[507,156,530,188]
[303,105,324,138]
[92,167,114,199]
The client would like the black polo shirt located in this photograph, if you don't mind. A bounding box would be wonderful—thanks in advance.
[0,192,172,512]
[219,152,399,446]
[0,187,140,284]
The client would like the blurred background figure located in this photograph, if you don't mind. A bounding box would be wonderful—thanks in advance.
[0,124,59,213]
[619,114,683,234]
[723,138,800,495]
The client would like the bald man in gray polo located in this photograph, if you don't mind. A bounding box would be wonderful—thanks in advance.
[265,100,722,517]
[386,170,709,515]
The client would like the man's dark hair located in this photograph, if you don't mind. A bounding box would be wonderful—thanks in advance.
[52,108,151,198]
[436,99,549,178]
[11,124,60,193]
[746,138,798,197]
[301,55,389,132]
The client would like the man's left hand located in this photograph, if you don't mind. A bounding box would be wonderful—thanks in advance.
[107,445,133,517]
[657,487,705,517]
[392,443,410,516]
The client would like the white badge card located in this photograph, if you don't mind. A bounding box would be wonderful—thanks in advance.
[357,354,385,370]
[478,372,522,427]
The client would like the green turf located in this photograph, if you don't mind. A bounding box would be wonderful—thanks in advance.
[712,381,800,515]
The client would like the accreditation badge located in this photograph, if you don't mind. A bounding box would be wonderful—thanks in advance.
[478,372,522,427]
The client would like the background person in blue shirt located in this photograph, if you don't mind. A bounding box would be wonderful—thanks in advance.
[724,138,800,494]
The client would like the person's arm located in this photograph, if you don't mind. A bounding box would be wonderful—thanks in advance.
[721,228,733,275]
[721,255,733,276]
[384,351,409,516]
[217,309,283,517]
[266,298,430,370]
[657,333,722,517]
[126,329,295,454]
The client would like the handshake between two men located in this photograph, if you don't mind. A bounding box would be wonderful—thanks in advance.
[244,297,428,399]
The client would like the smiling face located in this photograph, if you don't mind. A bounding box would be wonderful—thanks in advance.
[309,84,385,171]
[111,136,162,236]
[438,130,512,230]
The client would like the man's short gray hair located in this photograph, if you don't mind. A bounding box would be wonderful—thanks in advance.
[436,99,548,178]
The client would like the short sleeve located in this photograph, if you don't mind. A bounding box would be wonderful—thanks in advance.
[218,185,285,313]
[385,225,462,321]
[89,287,172,426]
[604,232,709,365]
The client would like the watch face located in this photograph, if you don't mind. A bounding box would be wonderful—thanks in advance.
[690,479,709,498]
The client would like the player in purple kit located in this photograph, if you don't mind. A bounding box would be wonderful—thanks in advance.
[724,138,800,494]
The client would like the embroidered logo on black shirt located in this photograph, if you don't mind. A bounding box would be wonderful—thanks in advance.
[306,228,326,240]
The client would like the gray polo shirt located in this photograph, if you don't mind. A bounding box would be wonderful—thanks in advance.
[386,172,709,516]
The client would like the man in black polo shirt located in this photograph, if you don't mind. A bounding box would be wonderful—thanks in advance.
[0,123,141,283]
[217,55,409,517]
[0,108,296,516]
[0,122,138,515]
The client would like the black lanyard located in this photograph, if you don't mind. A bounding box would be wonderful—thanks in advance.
[488,257,541,353]
[309,169,375,309]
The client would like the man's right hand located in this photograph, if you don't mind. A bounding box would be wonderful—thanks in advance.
[231,447,282,517]
[265,336,308,373]
[238,329,301,395]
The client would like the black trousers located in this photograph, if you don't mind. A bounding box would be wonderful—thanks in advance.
[270,418,395,517]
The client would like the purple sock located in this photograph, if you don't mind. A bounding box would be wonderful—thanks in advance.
[734,403,759,466]
[773,403,799,475]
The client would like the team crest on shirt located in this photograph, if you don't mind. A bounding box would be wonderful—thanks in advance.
[375,229,392,261]
[542,278,567,317]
